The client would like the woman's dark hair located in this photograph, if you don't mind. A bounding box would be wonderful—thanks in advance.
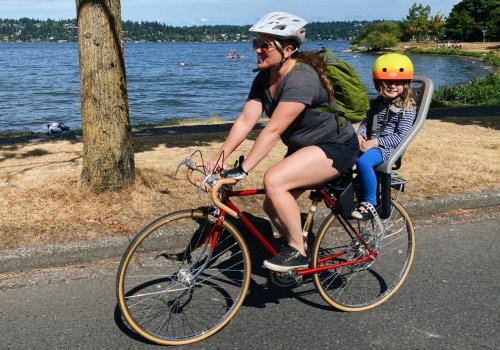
[274,39,334,102]
[290,49,334,102]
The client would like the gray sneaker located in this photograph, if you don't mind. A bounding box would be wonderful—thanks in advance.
[263,245,308,272]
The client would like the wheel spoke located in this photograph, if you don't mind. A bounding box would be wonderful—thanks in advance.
[312,201,415,311]
[116,210,251,345]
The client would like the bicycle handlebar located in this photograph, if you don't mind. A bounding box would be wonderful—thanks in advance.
[186,163,210,192]
[211,178,238,217]
[185,162,239,218]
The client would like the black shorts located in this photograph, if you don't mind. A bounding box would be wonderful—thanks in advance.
[285,133,359,175]
[317,133,359,175]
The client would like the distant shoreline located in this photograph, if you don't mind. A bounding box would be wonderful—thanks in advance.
[1,105,498,146]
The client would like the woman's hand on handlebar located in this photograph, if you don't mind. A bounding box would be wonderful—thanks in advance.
[204,157,223,174]
[220,162,248,180]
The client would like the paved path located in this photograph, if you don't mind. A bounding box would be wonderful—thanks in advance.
[1,215,499,349]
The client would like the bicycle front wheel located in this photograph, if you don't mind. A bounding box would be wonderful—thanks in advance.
[311,201,415,311]
[116,209,251,346]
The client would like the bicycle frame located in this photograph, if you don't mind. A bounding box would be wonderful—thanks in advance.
[116,157,415,345]
[212,183,379,277]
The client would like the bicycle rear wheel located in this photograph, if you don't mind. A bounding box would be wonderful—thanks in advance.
[311,201,415,311]
[116,209,251,345]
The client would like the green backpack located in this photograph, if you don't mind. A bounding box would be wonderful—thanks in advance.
[317,47,370,125]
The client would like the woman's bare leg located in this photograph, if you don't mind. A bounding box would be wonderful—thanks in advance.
[263,146,340,256]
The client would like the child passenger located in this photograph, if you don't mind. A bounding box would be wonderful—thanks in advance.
[352,53,417,220]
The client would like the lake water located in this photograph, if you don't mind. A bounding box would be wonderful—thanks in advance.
[0,41,493,133]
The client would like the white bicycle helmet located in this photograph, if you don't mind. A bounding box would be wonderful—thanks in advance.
[249,12,307,44]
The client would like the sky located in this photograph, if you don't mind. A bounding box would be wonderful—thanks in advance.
[0,0,459,26]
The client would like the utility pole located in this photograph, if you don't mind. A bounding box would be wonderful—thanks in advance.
[481,29,487,42]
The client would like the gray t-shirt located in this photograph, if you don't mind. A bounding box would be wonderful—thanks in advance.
[248,63,355,151]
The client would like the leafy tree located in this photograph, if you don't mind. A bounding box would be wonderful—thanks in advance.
[76,0,135,193]
[428,12,446,41]
[445,0,500,41]
[0,18,377,43]
[353,21,401,50]
[402,3,432,41]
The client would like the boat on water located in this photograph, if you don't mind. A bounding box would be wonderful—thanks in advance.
[226,50,247,59]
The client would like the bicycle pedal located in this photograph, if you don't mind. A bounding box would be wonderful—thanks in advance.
[269,270,303,288]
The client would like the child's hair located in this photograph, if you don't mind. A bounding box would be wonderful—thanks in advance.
[374,80,416,110]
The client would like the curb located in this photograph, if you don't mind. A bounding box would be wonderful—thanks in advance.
[404,189,500,216]
[1,189,499,275]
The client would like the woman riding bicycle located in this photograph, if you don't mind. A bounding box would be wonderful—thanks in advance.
[206,12,359,272]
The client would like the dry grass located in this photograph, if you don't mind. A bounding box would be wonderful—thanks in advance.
[1,116,499,250]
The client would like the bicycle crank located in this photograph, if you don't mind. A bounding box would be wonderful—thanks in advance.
[269,270,303,288]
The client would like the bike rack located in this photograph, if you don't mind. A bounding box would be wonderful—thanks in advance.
[375,76,434,218]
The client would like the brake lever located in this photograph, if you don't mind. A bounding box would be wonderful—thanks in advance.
[172,156,197,177]
[197,173,217,201]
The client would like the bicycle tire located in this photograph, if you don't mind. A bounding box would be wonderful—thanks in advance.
[311,201,415,311]
[116,209,252,345]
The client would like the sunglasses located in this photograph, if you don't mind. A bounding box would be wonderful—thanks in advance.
[252,39,276,54]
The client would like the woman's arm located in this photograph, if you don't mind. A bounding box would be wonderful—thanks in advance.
[241,101,306,172]
[206,98,263,172]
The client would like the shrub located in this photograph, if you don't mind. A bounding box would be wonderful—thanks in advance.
[432,72,500,106]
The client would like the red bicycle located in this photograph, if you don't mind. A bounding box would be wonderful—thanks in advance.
[116,153,416,345]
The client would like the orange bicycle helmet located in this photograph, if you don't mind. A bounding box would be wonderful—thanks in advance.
[372,53,414,80]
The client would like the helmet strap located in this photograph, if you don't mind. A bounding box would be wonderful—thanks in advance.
[274,40,284,56]
[274,40,299,64]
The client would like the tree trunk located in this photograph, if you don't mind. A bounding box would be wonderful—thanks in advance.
[76,0,134,193]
